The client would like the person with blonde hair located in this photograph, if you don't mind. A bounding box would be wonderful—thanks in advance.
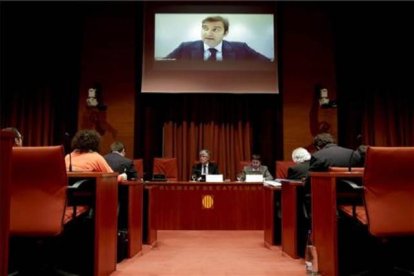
[291,147,311,164]
[287,147,311,180]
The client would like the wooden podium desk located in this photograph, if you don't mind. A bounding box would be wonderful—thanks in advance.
[310,171,363,276]
[118,180,143,258]
[68,172,118,276]
[145,181,264,243]
[263,184,281,248]
[0,131,14,276]
[281,179,304,259]
[263,180,305,258]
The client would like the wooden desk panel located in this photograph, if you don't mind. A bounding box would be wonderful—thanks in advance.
[0,132,14,276]
[281,180,304,259]
[68,172,118,276]
[146,186,157,246]
[119,180,143,258]
[263,185,281,248]
[146,182,264,232]
[310,171,363,276]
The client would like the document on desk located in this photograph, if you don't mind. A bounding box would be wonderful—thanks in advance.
[263,180,282,187]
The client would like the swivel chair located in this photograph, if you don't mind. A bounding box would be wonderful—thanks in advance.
[339,147,414,275]
[9,146,87,275]
[152,157,178,181]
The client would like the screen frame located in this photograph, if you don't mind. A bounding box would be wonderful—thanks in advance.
[141,1,279,94]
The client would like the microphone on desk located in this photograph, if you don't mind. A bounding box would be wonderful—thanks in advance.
[64,132,73,172]
[348,134,363,172]
[191,169,201,181]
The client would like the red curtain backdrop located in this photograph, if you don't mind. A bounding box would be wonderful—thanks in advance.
[362,92,414,146]
[163,119,252,181]
[1,2,81,147]
[2,87,54,146]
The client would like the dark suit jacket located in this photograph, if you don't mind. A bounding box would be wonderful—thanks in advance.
[304,143,362,193]
[191,162,220,180]
[166,40,270,61]
[287,161,310,181]
[309,144,361,172]
[104,152,137,180]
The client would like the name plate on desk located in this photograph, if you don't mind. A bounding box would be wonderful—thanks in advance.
[263,180,281,187]
[245,175,264,182]
[205,174,224,182]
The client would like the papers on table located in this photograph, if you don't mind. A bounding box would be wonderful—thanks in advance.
[263,180,282,187]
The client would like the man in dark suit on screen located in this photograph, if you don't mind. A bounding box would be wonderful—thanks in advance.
[165,16,270,62]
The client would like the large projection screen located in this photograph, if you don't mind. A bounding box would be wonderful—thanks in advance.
[141,2,279,94]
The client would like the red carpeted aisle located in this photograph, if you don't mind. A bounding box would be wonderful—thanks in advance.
[113,230,305,276]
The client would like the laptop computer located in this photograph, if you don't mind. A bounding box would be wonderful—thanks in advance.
[205,174,224,182]
[245,174,264,182]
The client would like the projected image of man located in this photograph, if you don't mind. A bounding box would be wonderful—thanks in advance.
[165,16,270,62]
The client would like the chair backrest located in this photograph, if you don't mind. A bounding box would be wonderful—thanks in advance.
[239,161,251,172]
[275,160,295,179]
[133,159,144,179]
[153,157,178,181]
[10,146,68,236]
[363,146,414,237]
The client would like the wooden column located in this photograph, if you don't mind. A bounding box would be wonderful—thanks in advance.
[0,131,14,276]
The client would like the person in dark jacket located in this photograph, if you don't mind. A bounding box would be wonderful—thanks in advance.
[309,133,361,172]
[191,149,220,181]
[104,141,137,180]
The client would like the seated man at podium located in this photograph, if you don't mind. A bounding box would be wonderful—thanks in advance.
[242,154,273,181]
[191,149,220,181]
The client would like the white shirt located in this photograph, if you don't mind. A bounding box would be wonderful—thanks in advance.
[201,163,209,175]
[203,43,223,61]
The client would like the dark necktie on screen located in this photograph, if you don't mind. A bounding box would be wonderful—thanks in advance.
[202,164,207,175]
[208,48,217,61]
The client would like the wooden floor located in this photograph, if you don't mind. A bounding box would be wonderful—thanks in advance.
[112,230,306,276]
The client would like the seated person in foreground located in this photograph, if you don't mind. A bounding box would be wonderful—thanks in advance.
[65,129,125,182]
[104,141,137,180]
[302,132,363,192]
[191,149,220,181]
[242,154,273,181]
[2,126,23,146]
[309,132,362,172]
[287,147,311,181]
